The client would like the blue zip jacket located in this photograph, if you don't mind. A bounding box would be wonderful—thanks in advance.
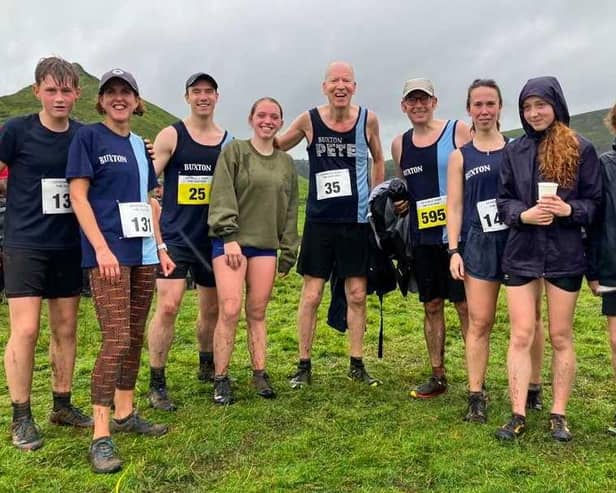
[496,76,602,278]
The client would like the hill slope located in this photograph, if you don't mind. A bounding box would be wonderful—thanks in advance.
[0,63,178,140]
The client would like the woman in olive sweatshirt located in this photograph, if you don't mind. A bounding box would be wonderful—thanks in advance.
[207,97,299,405]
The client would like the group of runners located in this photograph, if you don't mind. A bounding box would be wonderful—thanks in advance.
[2,56,616,474]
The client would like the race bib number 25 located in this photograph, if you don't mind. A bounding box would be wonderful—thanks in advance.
[177,175,212,205]
[416,195,447,229]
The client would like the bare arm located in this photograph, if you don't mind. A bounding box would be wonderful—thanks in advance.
[152,126,177,176]
[390,134,408,215]
[366,111,384,187]
[69,177,120,281]
[276,112,310,151]
[446,149,464,250]
[454,120,472,148]
[150,195,175,276]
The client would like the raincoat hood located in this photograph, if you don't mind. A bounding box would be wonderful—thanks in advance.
[518,76,570,139]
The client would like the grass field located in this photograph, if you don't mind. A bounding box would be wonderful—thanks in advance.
[1,182,615,492]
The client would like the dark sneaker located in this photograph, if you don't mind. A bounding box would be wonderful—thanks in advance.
[289,367,312,389]
[89,437,122,474]
[348,365,381,386]
[110,411,168,437]
[147,387,177,412]
[10,417,44,451]
[49,404,93,427]
[464,393,487,424]
[213,375,233,405]
[410,375,447,399]
[495,414,526,441]
[198,361,215,382]
[253,372,276,399]
[526,385,543,411]
[549,413,572,442]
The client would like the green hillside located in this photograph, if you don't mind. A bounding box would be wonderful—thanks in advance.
[0,63,178,141]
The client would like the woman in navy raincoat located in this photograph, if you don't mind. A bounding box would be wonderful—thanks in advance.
[495,76,602,442]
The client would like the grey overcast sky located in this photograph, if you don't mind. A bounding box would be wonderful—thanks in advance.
[2,0,615,158]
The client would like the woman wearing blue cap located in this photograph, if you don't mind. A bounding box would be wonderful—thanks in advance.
[67,68,175,473]
[495,76,602,442]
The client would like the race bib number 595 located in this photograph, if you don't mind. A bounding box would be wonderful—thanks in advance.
[118,202,153,238]
[416,195,447,229]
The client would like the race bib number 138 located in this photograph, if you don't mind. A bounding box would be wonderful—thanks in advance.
[416,195,447,229]
[41,178,73,214]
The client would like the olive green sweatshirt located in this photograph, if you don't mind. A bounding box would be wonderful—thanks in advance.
[208,139,299,274]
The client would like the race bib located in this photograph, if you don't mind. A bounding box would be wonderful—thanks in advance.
[315,169,352,200]
[41,178,72,214]
[177,175,212,205]
[476,199,508,233]
[118,202,153,238]
[416,195,446,229]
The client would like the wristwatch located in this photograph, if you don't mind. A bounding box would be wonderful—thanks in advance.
[447,247,460,257]
[157,243,168,252]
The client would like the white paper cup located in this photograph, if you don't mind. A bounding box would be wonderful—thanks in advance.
[538,182,558,199]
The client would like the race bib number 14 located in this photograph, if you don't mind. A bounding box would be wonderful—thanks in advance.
[118,202,153,238]
[177,175,212,205]
[416,195,447,229]
[476,199,508,233]
[41,178,73,214]
[315,169,352,200]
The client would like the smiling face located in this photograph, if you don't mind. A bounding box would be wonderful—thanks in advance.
[98,79,139,125]
[522,96,556,132]
[467,86,501,132]
[322,62,356,108]
[249,99,283,141]
[33,75,80,120]
[401,90,437,125]
[185,79,218,117]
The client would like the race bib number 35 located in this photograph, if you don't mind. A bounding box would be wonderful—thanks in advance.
[315,169,352,200]
[118,202,153,238]
[476,199,508,233]
[416,195,447,229]
[177,175,212,205]
[41,178,73,214]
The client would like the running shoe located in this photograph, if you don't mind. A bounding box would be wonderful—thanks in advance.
[549,413,572,442]
[347,365,381,386]
[253,372,276,399]
[495,414,526,441]
[464,393,487,424]
[10,417,44,451]
[89,437,122,474]
[289,367,312,389]
[198,361,215,382]
[110,411,168,436]
[410,375,447,399]
[147,386,177,412]
[49,404,93,427]
[526,385,543,411]
[213,375,233,405]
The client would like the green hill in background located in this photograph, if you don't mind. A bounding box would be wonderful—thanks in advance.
[0,63,178,141]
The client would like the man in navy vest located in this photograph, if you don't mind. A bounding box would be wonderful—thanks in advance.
[278,61,385,387]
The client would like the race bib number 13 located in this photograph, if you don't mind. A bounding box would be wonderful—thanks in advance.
[41,178,73,214]
[177,175,212,205]
[416,195,447,229]
[315,169,352,200]
[118,202,153,238]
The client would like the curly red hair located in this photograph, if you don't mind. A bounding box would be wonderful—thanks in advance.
[537,121,580,189]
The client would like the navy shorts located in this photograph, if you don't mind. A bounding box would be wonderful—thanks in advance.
[463,227,508,282]
[211,238,276,259]
[503,274,583,293]
[297,222,370,279]
[158,243,215,287]
[412,244,466,303]
[4,246,82,299]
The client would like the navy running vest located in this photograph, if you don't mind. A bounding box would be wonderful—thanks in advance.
[460,139,510,233]
[400,120,457,245]
[161,121,232,249]
[306,107,369,223]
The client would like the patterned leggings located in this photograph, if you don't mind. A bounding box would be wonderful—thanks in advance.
[89,265,156,406]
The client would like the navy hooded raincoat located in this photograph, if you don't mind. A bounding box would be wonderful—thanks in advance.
[496,76,602,278]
